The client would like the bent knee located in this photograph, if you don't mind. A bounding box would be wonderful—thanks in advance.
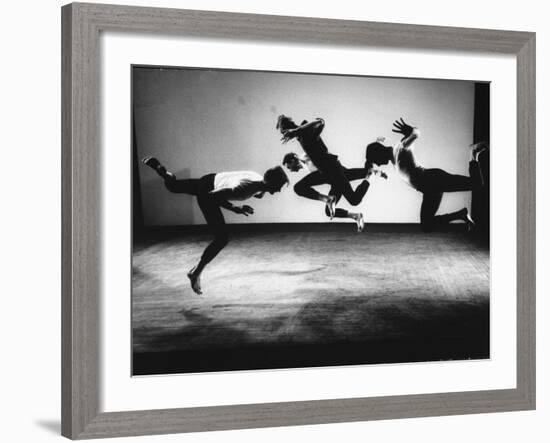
[293,183,307,197]
[346,195,362,207]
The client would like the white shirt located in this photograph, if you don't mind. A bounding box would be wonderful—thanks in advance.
[213,171,264,201]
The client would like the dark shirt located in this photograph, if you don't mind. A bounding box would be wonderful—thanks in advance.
[296,120,338,170]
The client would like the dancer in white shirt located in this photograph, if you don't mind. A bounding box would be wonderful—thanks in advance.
[142,156,288,294]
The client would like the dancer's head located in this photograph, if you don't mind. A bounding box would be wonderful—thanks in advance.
[276,114,298,133]
[365,140,392,172]
[263,166,289,194]
[282,152,303,172]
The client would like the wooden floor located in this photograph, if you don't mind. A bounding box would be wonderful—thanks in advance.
[132,225,490,375]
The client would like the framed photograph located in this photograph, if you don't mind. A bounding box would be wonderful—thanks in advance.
[62,2,535,439]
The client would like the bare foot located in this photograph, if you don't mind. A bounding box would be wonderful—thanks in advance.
[187,267,203,295]
[354,213,365,233]
[460,209,476,232]
[142,156,160,169]
[469,142,489,161]
[142,156,174,180]
[325,195,336,219]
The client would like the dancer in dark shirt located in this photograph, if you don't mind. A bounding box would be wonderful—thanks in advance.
[282,152,387,232]
[277,115,371,218]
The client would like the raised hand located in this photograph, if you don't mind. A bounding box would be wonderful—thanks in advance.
[392,118,414,140]
[280,128,298,144]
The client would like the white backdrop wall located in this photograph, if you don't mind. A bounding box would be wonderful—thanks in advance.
[2,1,548,443]
[134,68,475,225]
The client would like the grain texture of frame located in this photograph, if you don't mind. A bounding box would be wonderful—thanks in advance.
[61,2,535,439]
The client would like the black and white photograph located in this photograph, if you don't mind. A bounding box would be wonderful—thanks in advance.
[131,66,490,376]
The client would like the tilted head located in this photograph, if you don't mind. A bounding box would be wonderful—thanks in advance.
[365,141,392,171]
[282,152,303,172]
[276,114,298,133]
[263,165,289,194]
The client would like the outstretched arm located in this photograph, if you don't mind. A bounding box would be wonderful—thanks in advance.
[392,118,420,149]
[299,118,325,136]
[281,118,325,143]
[214,197,255,216]
[217,199,236,211]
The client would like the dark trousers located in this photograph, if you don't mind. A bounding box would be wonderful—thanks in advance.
[294,159,369,211]
[164,173,228,266]
[417,161,483,232]
[319,157,370,206]
[294,167,368,218]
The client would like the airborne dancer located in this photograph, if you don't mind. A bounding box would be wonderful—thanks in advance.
[277,115,371,219]
[142,156,288,294]
[282,152,387,232]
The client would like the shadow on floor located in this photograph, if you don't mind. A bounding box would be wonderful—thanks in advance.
[133,291,489,375]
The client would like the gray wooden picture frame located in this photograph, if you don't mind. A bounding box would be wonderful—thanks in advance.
[61,2,536,439]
